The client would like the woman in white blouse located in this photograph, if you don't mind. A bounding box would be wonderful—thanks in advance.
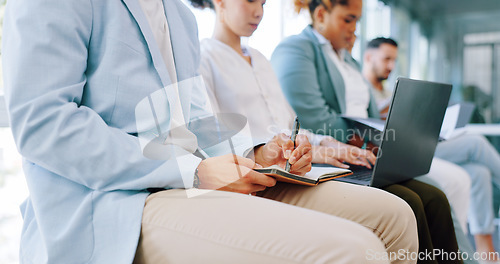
[192,0,377,169]
[187,0,423,262]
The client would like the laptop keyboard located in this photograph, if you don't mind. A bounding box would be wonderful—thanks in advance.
[345,164,373,181]
[348,170,373,181]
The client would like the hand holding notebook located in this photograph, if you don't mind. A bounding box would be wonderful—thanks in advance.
[255,165,352,186]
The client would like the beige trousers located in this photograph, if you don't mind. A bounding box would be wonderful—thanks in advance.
[134,181,418,264]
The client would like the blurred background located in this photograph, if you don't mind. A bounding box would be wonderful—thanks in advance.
[1,0,499,262]
[188,0,500,128]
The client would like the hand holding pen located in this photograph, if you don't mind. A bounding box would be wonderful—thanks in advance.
[252,117,312,176]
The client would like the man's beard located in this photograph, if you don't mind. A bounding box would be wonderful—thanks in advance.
[377,76,388,82]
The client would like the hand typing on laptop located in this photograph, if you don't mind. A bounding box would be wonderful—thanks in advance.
[315,136,376,169]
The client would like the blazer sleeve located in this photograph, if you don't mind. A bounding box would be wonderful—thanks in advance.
[271,37,351,142]
[3,0,200,191]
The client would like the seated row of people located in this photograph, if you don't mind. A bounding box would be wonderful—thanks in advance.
[364,37,500,262]
[192,0,467,263]
[3,0,499,263]
[194,0,500,262]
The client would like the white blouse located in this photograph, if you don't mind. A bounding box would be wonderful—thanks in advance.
[199,38,325,144]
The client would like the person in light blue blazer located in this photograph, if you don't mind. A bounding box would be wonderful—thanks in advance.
[2,0,412,263]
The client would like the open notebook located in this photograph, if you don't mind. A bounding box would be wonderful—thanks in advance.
[255,165,352,186]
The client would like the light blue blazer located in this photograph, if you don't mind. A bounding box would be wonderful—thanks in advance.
[271,26,379,143]
[3,0,211,263]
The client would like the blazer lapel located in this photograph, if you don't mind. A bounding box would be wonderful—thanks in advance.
[122,0,196,135]
[162,0,198,82]
[302,27,347,113]
[121,0,173,87]
[122,0,199,124]
[163,0,201,117]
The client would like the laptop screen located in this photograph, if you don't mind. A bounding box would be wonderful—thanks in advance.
[370,78,452,187]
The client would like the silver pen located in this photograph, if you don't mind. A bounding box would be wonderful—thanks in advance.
[285,117,300,172]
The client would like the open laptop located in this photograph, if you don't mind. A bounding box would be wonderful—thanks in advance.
[332,77,452,188]
[455,102,475,128]
[439,102,475,140]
